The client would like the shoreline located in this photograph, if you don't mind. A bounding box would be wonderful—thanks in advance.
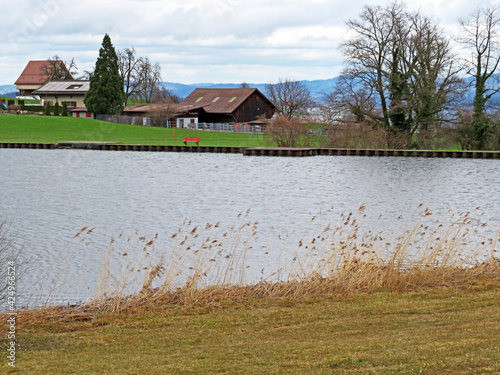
[1,142,500,158]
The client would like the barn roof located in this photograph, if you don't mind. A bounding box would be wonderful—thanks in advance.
[15,60,73,85]
[33,80,90,95]
[180,88,273,114]
[123,102,206,115]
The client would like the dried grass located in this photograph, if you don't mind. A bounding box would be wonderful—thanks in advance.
[6,207,500,321]
[84,207,500,314]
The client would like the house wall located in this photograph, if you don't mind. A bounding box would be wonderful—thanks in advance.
[17,85,41,96]
[39,94,86,108]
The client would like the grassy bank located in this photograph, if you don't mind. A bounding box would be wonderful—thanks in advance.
[1,207,499,373]
[0,114,266,147]
[5,282,500,374]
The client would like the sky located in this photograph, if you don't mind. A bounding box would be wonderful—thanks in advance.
[0,0,495,85]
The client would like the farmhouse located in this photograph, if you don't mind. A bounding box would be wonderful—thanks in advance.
[124,88,277,128]
[15,60,73,97]
[32,80,93,118]
[32,80,89,108]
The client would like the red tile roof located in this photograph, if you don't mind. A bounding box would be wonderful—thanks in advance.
[15,60,72,85]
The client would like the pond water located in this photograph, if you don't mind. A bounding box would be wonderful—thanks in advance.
[1,149,499,307]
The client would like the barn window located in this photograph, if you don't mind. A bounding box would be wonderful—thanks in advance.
[229,97,237,103]
[195,97,204,103]
[212,97,220,103]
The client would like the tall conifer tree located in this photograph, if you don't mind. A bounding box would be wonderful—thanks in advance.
[84,34,124,115]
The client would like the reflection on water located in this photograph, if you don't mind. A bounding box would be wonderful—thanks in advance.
[1,149,499,306]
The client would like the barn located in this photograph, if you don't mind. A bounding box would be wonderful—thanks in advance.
[179,88,276,123]
[124,88,277,128]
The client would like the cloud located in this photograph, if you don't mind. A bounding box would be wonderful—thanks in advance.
[1,0,497,84]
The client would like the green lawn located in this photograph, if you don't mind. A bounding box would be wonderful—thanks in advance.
[8,283,500,374]
[0,114,267,147]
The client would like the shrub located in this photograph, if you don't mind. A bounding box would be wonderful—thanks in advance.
[264,116,310,147]
[54,102,60,116]
[62,102,69,116]
[45,103,51,116]
[21,105,45,113]
[326,121,390,149]
[7,104,21,113]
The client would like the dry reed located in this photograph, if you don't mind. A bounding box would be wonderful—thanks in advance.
[6,207,500,320]
[81,206,500,314]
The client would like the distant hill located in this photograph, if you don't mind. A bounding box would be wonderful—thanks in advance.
[0,85,17,97]
[161,78,339,100]
[1,79,338,100]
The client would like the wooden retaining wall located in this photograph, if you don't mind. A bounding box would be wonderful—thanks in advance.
[0,142,499,159]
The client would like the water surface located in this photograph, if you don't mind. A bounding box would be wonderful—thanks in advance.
[1,149,498,306]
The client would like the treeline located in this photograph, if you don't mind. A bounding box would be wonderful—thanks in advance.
[322,1,500,150]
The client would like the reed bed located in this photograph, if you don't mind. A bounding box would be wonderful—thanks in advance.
[10,207,500,321]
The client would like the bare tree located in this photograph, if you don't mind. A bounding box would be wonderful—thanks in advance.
[80,69,94,80]
[322,74,378,125]
[118,48,144,105]
[265,78,315,118]
[118,48,167,105]
[151,87,182,103]
[340,2,404,127]
[136,58,163,103]
[404,13,465,134]
[148,98,179,127]
[334,1,465,147]
[458,4,500,149]
[46,55,76,81]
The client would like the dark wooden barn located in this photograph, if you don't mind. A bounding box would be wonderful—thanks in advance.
[179,88,277,123]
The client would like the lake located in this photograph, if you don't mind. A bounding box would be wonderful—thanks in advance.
[1,149,499,307]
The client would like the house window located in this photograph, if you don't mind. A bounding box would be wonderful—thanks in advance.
[67,84,83,90]
[62,101,77,108]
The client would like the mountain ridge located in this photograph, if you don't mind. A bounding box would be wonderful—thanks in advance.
[0,78,339,99]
